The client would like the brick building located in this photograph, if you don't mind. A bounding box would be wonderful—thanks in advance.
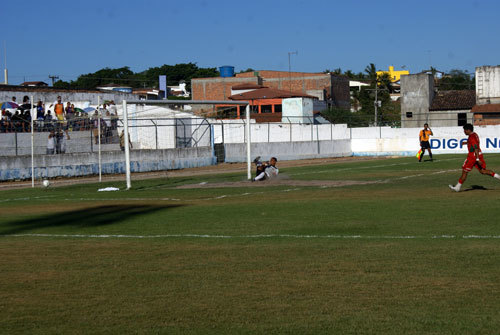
[191,70,350,117]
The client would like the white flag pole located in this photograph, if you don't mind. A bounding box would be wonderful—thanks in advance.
[31,96,34,188]
[123,100,131,189]
[97,96,101,182]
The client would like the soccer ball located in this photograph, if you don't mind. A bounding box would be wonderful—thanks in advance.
[42,179,50,188]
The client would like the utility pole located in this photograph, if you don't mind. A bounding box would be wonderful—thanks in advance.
[49,75,59,86]
[366,81,387,127]
[288,51,298,93]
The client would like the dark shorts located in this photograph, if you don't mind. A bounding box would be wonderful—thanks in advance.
[420,141,431,149]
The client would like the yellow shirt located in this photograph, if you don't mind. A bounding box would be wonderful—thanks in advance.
[419,129,432,142]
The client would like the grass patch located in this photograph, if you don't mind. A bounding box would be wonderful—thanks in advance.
[1,154,499,334]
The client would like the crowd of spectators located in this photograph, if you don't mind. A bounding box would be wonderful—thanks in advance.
[1,96,119,142]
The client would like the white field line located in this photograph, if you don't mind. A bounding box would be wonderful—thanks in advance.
[4,233,500,240]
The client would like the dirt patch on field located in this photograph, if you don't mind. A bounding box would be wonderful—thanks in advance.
[176,178,381,189]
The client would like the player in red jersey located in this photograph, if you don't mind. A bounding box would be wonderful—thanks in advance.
[449,123,500,192]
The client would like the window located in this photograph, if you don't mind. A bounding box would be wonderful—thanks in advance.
[406,112,413,118]
[261,105,273,113]
[457,113,467,126]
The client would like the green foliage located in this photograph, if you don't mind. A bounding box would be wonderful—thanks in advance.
[53,80,70,89]
[238,68,255,73]
[439,69,475,90]
[53,63,219,90]
[321,107,372,127]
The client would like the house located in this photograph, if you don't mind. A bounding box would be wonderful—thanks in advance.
[401,73,475,127]
[191,69,350,117]
[471,103,500,125]
[168,81,190,98]
[221,86,316,122]
[131,88,164,100]
[376,66,409,83]
[96,83,133,93]
[471,66,500,125]
[20,81,48,87]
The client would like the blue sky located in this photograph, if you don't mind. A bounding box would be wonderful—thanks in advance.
[2,0,499,84]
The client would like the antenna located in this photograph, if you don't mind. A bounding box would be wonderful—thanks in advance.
[288,50,298,93]
[3,41,7,85]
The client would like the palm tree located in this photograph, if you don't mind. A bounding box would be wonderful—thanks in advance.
[364,63,377,81]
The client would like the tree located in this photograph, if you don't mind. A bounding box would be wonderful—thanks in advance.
[53,80,71,89]
[439,69,475,90]
[50,63,219,90]
[364,63,377,81]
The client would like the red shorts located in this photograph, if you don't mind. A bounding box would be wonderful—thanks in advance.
[462,154,486,172]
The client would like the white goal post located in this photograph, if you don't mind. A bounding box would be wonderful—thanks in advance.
[123,100,251,189]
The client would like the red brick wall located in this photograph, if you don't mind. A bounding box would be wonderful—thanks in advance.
[191,72,349,108]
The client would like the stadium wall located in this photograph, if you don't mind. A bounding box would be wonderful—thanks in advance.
[224,140,352,162]
[0,147,214,181]
[351,125,500,156]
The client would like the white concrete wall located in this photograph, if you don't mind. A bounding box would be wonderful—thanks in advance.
[213,122,350,144]
[224,140,352,162]
[476,66,500,104]
[351,125,500,156]
[0,147,214,181]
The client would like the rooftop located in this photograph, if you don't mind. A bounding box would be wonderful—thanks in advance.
[228,87,316,100]
[429,90,475,111]
[471,103,500,113]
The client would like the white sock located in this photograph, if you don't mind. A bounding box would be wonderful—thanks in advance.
[254,172,266,181]
[455,182,462,191]
[494,173,500,180]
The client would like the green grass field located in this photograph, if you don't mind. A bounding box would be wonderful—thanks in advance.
[1,154,499,334]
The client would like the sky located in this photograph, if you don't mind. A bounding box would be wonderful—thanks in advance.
[2,0,499,85]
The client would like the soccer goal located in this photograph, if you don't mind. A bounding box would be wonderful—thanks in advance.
[122,100,251,189]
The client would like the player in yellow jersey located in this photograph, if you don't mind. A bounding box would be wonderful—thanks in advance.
[419,123,433,162]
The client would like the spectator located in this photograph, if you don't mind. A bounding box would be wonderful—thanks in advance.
[20,96,31,112]
[36,101,45,131]
[103,111,112,143]
[119,130,132,151]
[81,111,90,130]
[3,109,13,132]
[53,96,65,124]
[11,111,22,132]
[108,101,118,129]
[1,108,8,133]
[46,130,56,154]
[91,110,100,144]
[57,129,70,154]
[73,111,81,131]
[44,110,54,131]
[22,109,31,132]
[65,102,74,130]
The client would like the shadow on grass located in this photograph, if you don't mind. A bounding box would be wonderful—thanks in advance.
[463,185,489,192]
[0,204,183,235]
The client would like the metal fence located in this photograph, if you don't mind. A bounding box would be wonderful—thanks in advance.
[0,116,212,157]
[0,110,478,157]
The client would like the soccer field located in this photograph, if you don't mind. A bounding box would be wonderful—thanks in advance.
[1,155,499,334]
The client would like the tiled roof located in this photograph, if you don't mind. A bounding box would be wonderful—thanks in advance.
[471,103,500,113]
[228,87,316,100]
[429,90,475,111]
[21,81,48,86]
